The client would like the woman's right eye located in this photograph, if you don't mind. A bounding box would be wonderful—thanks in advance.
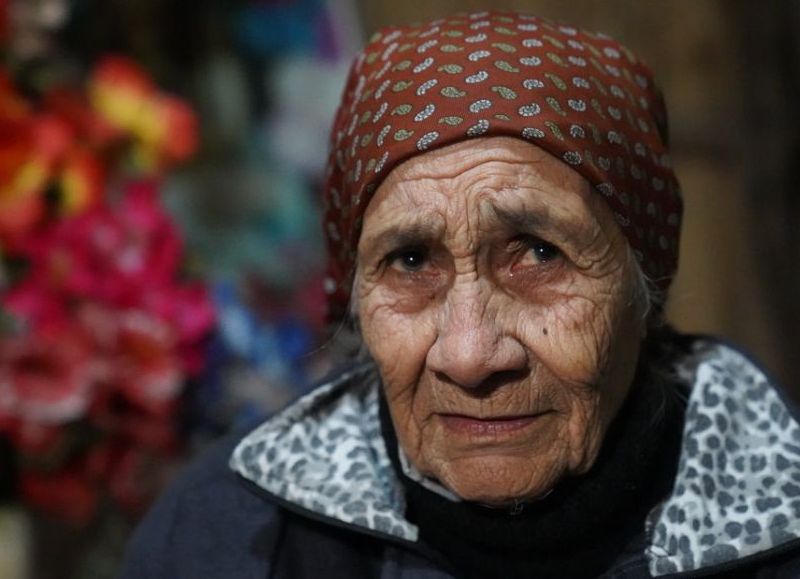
[387,248,427,272]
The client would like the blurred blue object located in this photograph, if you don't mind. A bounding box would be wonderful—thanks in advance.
[185,279,318,438]
[166,0,359,442]
[235,0,324,57]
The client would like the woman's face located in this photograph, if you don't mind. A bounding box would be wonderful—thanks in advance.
[356,137,646,506]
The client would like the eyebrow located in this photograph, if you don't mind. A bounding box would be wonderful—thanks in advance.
[488,202,587,241]
[361,220,444,255]
[490,205,552,233]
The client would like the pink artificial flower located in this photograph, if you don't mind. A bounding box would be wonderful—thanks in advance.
[2,280,67,332]
[24,180,183,308]
[140,281,216,374]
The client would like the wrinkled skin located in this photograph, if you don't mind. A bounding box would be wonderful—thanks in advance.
[356,137,646,506]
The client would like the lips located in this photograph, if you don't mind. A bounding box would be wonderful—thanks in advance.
[437,412,549,437]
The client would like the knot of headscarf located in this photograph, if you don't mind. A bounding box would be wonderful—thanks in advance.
[323,10,682,322]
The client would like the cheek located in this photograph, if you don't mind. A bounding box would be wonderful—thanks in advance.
[511,285,616,386]
[358,284,436,395]
[507,277,641,453]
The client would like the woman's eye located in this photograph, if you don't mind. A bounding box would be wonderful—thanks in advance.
[389,248,427,272]
[530,239,560,263]
[512,236,561,267]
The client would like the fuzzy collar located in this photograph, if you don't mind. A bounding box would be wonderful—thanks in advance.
[230,339,800,576]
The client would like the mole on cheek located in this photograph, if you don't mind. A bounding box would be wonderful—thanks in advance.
[542,327,548,335]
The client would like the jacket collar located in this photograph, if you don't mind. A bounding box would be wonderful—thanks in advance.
[230,339,800,576]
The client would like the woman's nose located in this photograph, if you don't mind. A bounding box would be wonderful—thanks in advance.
[426,285,527,390]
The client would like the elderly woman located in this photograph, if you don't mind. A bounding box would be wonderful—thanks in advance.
[121,10,800,579]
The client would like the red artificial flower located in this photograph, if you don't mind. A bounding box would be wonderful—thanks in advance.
[20,465,99,525]
[42,87,119,150]
[30,112,75,169]
[0,317,97,426]
[78,304,183,415]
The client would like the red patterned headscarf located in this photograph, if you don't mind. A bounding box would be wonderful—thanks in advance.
[323,10,682,322]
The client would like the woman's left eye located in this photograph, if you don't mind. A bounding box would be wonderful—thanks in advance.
[387,247,428,272]
[511,235,561,265]
[529,239,561,263]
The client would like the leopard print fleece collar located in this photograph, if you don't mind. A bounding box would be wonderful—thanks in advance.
[230,339,800,576]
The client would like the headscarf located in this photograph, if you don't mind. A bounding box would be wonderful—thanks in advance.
[323,10,682,322]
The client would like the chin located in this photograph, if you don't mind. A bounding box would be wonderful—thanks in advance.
[433,453,563,506]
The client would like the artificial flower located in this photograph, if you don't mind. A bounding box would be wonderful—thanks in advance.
[0,318,96,426]
[57,145,105,215]
[23,180,183,307]
[79,304,183,415]
[0,112,48,249]
[89,56,198,172]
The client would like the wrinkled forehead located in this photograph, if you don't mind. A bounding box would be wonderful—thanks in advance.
[358,138,610,251]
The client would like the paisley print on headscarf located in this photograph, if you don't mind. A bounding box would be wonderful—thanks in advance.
[322,10,682,322]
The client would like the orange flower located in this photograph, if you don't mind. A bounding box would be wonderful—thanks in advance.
[0,116,48,249]
[89,56,198,172]
[58,146,105,216]
[0,83,109,248]
[0,78,71,247]
[89,56,154,136]
[133,94,198,169]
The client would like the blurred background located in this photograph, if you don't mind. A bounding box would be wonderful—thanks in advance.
[0,0,797,577]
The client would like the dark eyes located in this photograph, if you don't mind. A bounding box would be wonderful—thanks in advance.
[528,238,561,263]
[387,247,428,272]
[385,237,561,274]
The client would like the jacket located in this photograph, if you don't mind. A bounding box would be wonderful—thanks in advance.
[119,337,800,578]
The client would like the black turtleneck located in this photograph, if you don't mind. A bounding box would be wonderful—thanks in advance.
[379,345,686,579]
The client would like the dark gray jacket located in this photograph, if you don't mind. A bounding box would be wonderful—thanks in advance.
[120,338,800,578]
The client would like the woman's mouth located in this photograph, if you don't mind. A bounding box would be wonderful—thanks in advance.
[437,412,550,437]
